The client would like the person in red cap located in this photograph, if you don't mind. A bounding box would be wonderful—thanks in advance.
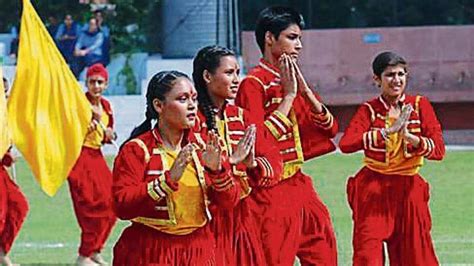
[0,77,29,266]
[68,63,117,265]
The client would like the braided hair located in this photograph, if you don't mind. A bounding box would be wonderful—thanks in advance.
[192,45,236,131]
[128,70,190,141]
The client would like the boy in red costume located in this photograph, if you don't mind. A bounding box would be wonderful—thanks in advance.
[236,6,338,265]
[68,63,117,265]
[339,51,445,265]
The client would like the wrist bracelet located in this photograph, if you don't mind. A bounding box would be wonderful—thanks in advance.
[380,128,388,140]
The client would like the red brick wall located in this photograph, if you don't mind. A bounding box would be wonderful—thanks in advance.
[241,25,474,132]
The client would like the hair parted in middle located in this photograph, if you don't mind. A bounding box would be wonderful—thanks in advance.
[192,45,236,131]
[127,70,190,141]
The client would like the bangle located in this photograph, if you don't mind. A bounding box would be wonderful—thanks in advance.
[380,128,388,140]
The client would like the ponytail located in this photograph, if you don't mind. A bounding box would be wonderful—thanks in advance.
[192,45,235,131]
[123,70,190,147]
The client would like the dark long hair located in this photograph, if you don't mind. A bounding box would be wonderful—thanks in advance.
[192,45,236,131]
[128,70,190,141]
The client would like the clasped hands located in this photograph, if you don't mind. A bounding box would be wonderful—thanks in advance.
[382,104,420,147]
[170,125,257,182]
[279,53,323,113]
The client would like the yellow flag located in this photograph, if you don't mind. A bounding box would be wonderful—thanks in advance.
[7,0,92,196]
[0,60,9,157]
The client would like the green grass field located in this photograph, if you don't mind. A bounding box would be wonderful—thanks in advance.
[6,151,474,265]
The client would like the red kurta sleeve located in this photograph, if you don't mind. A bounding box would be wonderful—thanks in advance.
[112,141,158,220]
[237,77,294,141]
[413,96,445,160]
[236,77,267,123]
[101,97,114,129]
[339,104,385,153]
[100,97,115,144]
[308,92,339,137]
[245,111,283,187]
[206,162,241,209]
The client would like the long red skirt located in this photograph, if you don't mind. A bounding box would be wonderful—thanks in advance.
[251,170,338,266]
[113,223,216,266]
[0,166,28,254]
[211,196,265,266]
[347,166,439,266]
[68,147,116,257]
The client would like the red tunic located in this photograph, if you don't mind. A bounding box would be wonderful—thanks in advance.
[0,152,29,254]
[339,94,444,265]
[236,59,338,265]
[193,103,282,266]
[112,128,241,265]
[67,93,116,257]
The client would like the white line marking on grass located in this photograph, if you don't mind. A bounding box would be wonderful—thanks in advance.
[16,242,69,248]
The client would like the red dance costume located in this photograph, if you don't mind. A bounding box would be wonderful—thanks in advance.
[236,59,338,265]
[193,103,282,266]
[0,151,28,254]
[112,128,241,265]
[67,92,116,257]
[339,94,445,265]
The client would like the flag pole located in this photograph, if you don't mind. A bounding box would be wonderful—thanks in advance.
[11,162,17,182]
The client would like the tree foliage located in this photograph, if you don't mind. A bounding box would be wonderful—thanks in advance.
[108,0,162,53]
[1,0,472,54]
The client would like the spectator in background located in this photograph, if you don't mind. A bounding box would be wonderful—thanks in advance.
[73,17,104,79]
[46,15,59,39]
[94,10,110,65]
[9,39,18,61]
[3,77,9,96]
[9,25,19,62]
[82,10,111,66]
[55,14,81,65]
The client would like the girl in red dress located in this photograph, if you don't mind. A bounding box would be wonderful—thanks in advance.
[112,70,241,265]
[192,45,282,266]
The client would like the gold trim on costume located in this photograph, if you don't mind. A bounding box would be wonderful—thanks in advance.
[130,138,150,163]
[147,181,161,201]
